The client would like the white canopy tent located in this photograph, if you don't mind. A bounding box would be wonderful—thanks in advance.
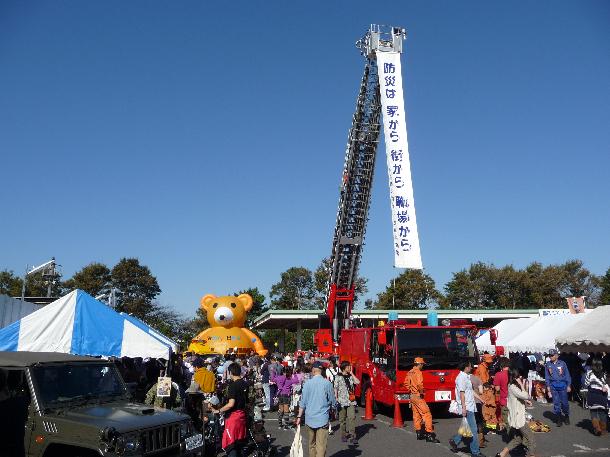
[476,317,538,353]
[503,313,588,353]
[556,306,610,353]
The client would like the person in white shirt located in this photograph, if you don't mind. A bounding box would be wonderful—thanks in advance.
[325,359,339,435]
[449,360,485,457]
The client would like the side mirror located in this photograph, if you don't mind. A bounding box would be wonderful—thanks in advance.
[490,329,498,346]
[378,330,387,346]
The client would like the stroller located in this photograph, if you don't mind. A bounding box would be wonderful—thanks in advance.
[245,405,275,457]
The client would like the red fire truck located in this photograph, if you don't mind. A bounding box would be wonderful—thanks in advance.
[314,26,480,408]
[339,322,479,407]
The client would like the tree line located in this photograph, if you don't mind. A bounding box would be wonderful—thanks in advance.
[2,258,609,350]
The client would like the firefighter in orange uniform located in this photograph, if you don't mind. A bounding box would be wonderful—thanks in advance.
[405,357,440,443]
[475,353,493,383]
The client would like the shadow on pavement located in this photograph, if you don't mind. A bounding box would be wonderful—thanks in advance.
[355,423,376,439]
[575,418,595,435]
[329,448,363,456]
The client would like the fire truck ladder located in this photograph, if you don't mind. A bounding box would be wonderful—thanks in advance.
[323,25,406,344]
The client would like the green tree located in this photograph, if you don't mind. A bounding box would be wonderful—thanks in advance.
[111,258,161,319]
[598,267,610,306]
[0,270,23,297]
[145,304,191,349]
[260,328,316,353]
[312,257,368,309]
[234,287,267,327]
[62,263,111,296]
[445,263,527,309]
[375,269,442,309]
[270,267,315,310]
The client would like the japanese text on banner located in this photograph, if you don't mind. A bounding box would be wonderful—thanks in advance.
[376,51,423,269]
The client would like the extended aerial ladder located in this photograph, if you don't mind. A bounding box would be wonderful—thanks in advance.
[315,25,410,352]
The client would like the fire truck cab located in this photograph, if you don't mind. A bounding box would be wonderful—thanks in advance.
[339,322,479,408]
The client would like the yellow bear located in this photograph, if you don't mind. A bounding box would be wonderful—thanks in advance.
[187,293,267,356]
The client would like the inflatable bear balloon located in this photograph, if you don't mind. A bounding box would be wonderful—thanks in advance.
[188,293,267,356]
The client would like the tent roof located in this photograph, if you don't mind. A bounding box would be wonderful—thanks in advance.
[503,313,587,353]
[556,306,610,352]
[476,317,538,353]
[0,290,174,359]
[0,351,99,367]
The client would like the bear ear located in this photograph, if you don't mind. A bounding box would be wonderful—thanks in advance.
[236,293,253,312]
[201,294,217,311]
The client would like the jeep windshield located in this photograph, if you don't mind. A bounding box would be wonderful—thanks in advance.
[397,328,477,370]
[31,363,127,408]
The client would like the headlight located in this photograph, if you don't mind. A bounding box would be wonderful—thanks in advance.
[115,433,140,455]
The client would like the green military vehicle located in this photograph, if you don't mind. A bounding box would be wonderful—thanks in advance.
[0,352,203,457]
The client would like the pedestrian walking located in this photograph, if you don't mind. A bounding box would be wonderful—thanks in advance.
[545,349,571,426]
[584,357,609,436]
[272,366,300,430]
[325,358,338,435]
[334,361,360,445]
[495,368,536,457]
[296,361,337,457]
[261,357,272,412]
[470,373,487,448]
[405,357,439,443]
[493,357,510,432]
[449,360,486,457]
[211,363,248,457]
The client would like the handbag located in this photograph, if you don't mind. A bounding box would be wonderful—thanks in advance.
[448,400,460,415]
[586,387,608,408]
[290,425,303,457]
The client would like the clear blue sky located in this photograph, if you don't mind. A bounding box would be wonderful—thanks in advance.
[1,1,609,318]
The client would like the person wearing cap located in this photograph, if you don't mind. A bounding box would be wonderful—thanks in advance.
[545,348,571,426]
[475,353,494,384]
[296,360,337,457]
[404,357,439,443]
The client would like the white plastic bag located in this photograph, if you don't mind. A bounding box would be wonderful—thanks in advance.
[290,425,303,457]
[448,400,460,415]
[458,417,473,438]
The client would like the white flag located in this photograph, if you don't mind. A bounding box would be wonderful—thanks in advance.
[376,51,423,269]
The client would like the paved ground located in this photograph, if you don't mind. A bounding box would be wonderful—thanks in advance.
[262,400,610,457]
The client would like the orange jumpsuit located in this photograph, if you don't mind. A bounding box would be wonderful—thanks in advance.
[481,387,497,426]
[475,362,490,384]
[405,366,433,433]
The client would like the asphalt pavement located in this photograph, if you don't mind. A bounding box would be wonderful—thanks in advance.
[262,400,610,457]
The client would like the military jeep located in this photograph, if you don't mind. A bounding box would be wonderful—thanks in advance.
[0,352,203,457]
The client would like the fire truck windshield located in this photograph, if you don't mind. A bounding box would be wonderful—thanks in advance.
[396,328,477,370]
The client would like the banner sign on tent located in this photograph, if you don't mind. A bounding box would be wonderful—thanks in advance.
[566,296,586,314]
[376,50,422,269]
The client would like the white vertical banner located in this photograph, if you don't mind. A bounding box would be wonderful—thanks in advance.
[376,51,423,269]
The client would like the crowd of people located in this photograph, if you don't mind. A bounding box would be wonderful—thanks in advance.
[108,347,610,457]
[446,349,610,457]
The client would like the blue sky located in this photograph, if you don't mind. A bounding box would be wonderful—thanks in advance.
[1,1,609,318]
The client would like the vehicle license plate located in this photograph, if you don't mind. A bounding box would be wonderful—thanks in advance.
[435,391,451,401]
[185,433,203,451]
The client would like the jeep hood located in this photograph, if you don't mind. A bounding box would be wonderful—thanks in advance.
[52,403,188,432]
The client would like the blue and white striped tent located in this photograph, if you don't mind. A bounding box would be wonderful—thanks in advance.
[0,289,175,359]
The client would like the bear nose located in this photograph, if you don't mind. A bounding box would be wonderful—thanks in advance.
[219,315,225,320]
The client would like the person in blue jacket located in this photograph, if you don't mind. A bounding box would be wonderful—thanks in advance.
[545,349,572,426]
